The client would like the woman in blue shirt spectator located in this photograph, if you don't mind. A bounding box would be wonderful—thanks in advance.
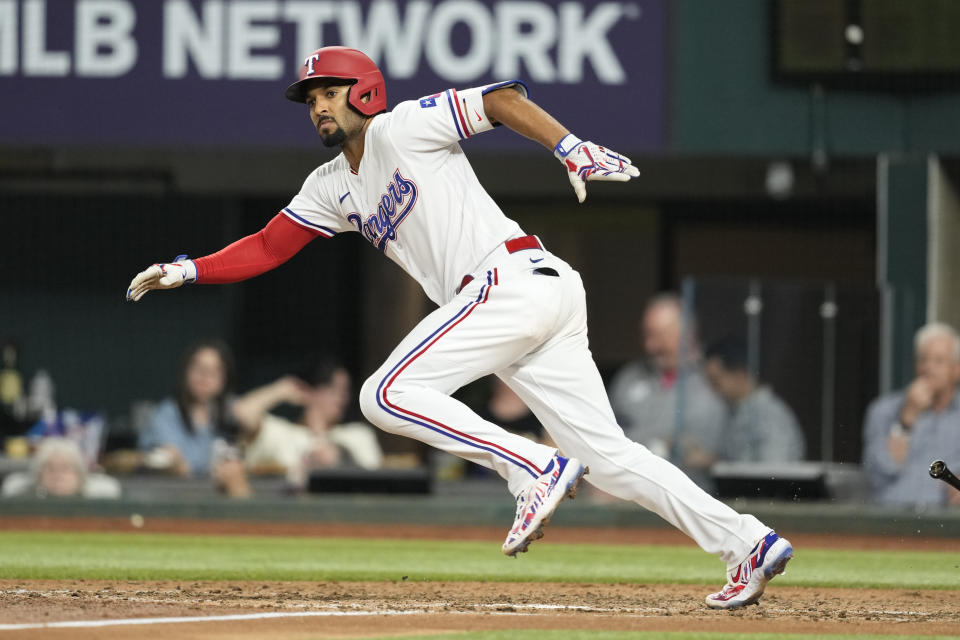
[139,339,249,496]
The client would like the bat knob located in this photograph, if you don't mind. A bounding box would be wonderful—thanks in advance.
[930,460,946,478]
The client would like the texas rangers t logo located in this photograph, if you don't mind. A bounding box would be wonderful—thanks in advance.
[348,170,419,252]
[303,53,322,76]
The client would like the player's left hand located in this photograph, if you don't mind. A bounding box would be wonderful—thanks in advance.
[126,255,195,301]
[553,134,640,203]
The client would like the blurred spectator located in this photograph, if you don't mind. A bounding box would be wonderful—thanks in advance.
[607,293,725,489]
[2,437,120,499]
[27,408,106,469]
[138,340,250,498]
[12,365,108,468]
[233,358,383,489]
[703,336,805,463]
[0,339,26,436]
[862,322,960,508]
[24,369,57,430]
[477,377,547,444]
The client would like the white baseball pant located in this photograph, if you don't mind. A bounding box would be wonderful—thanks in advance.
[359,238,769,565]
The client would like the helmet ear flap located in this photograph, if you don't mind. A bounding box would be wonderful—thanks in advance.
[344,85,370,118]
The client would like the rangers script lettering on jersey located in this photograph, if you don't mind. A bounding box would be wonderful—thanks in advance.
[281,81,529,306]
[347,169,419,251]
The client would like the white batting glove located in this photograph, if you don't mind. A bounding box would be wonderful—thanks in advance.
[126,255,197,302]
[553,134,640,203]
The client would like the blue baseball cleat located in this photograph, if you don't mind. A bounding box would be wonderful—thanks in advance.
[502,453,587,557]
[705,530,793,609]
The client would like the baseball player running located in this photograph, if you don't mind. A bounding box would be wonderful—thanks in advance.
[126,47,792,609]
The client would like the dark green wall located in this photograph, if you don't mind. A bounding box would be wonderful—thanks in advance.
[671,0,960,155]
[881,155,930,389]
[1,193,363,425]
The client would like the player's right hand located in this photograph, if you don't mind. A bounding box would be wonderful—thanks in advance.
[553,134,640,203]
[126,256,195,301]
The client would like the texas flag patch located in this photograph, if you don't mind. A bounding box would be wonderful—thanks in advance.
[419,93,442,108]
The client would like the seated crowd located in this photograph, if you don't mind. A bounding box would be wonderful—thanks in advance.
[1,339,385,499]
[1,300,957,508]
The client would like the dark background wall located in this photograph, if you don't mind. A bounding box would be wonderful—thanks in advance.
[671,0,960,155]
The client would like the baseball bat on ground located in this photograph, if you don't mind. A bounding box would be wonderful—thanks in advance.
[929,460,960,492]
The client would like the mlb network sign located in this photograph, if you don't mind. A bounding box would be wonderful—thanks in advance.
[0,0,666,149]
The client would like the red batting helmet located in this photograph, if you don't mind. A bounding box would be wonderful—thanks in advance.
[284,46,387,116]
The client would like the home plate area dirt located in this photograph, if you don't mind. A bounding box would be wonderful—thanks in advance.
[1,579,959,639]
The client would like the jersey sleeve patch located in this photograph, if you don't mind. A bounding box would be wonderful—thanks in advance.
[387,93,480,150]
[419,93,442,108]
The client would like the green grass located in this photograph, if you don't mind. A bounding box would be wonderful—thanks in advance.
[362,634,958,640]
[0,531,956,590]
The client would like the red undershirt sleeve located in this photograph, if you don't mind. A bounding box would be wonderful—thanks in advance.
[193,213,321,284]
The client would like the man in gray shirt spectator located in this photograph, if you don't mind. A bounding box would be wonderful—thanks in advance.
[862,322,960,508]
[703,337,805,463]
[608,294,725,490]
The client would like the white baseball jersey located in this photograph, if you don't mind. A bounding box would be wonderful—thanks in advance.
[127,71,777,579]
[279,79,772,570]
[282,81,528,306]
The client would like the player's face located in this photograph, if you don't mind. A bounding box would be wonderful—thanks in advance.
[305,83,364,148]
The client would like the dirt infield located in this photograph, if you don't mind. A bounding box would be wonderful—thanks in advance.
[1,518,959,638]
[2,579,959,638]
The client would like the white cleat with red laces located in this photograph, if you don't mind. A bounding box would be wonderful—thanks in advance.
[502,453,587,557]
[705,531,793,609]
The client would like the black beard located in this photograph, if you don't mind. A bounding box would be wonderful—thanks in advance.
[319,126,347,148]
